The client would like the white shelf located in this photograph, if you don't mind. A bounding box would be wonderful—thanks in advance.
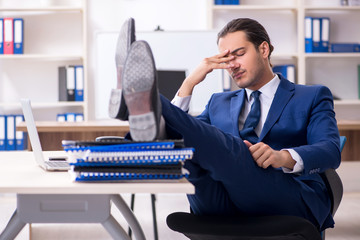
[335,100,360,106]
[0,0,88,121]
[212,5,297,11]
[0,54,83,61]
[0,6,83,12]
[305,53,360,58]
[207,0,360,119]
[0,102,85,108]
[304,6,360,11]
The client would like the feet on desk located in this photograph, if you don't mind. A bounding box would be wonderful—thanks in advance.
[122,40,162,141]
[108,17,136,121]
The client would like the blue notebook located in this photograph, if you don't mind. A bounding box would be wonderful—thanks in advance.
[71,171,189,182]
[65,140,193,182]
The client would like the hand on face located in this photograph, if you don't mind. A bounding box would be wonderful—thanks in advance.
[178,50,236,97]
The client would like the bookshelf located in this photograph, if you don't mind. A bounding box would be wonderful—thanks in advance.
[206,0,360,120]
[0,0,88,121]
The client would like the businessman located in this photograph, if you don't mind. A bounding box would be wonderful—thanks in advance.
[118,18,341,231]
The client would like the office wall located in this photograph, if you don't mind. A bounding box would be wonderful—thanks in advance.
[87,0,208,119]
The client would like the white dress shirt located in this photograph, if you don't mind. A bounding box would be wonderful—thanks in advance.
[171,75,304,174]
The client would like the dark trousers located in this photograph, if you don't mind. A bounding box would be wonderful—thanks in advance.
[160,95,322,228]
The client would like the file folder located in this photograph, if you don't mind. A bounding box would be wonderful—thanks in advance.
[304,17,313,53]
[13,18,24,54]
[0,115,6,151]
[330,43,360,53]
[0,18,3,54]
[56,113,66,122]
[222,70,231,91]
[65,113,76,122]
[59,66,78,101]
[75,113,84,122]
[58,66,67,101]
[273,65,296,83]
[66,66,75,101]
[320,17,330,52]
[312,18,321,52]
[6,115,15,150]
[15,114,27,150]
[3,18,13,54]
[75,65,84,101]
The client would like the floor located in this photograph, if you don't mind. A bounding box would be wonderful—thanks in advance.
[0,161,359,240]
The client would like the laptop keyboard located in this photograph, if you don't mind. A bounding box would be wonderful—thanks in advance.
[46,161,70,168]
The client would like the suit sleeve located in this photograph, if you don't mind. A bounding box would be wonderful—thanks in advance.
[195,94,214,125]
[292,85,341,175]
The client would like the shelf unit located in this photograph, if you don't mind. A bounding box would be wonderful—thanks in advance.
[206,0,360,120]
[0,0,88,121]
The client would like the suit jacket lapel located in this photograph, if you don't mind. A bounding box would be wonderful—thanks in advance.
[230,90,246,137]
[259,77,295,141]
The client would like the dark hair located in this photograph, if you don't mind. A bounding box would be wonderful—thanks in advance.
[217,18,274,62]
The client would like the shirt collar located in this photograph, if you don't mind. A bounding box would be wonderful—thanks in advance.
[244,74,280,102]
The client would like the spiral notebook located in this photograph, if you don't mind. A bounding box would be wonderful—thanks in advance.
[65,141,193,182]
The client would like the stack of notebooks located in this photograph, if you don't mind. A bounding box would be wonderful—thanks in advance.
[63,140,194,182]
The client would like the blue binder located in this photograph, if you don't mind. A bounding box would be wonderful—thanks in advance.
[319,17,330,52]
[74,65,84,101]
[312,18,321,52]
[304,17,313,53]
[15,114,27,150]
[273,65,296,83]
[56,113,66,122]
[0,18,3,54]
[75,113,84,122]
[65,112,76,122]
[13,18,24,54]
[6,115,16,151]
[330,43,360,53]
[0,115,6,150]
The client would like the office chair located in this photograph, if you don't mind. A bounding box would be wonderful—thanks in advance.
[167,136,346,240]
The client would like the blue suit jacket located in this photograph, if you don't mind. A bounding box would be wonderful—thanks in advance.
[196,74,341,229]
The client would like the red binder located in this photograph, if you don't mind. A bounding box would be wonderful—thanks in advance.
[4,18,13,54]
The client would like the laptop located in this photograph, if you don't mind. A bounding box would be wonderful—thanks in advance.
[20,98,70,171]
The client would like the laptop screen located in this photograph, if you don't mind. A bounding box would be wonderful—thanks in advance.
[157,70,186,100]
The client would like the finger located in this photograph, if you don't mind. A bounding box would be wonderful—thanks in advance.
[257,151,273,169]
[243,140,252,148]
[251,144,270,164]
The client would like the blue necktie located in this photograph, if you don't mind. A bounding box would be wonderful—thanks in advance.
[240,90,261,144]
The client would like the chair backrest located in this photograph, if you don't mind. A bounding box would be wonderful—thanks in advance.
[319,136,346,216]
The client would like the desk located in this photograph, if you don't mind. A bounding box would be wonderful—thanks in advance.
[0,151,194,240]
[337,120,360,161]
[16,120,130,151]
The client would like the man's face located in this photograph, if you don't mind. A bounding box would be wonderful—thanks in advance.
[218,31,268,90]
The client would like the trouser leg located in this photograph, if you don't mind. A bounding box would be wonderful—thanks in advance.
[160,95,322,227]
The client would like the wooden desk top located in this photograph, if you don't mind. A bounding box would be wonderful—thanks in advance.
[337,120,360,130]
[0,151,194,195]
[17,120,130,132]
[17,119,360,132]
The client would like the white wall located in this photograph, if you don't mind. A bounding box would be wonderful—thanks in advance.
[87,0,208,119]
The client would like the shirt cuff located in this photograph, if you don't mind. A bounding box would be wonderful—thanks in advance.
[171,91,191,112]
[281,149,304,174]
